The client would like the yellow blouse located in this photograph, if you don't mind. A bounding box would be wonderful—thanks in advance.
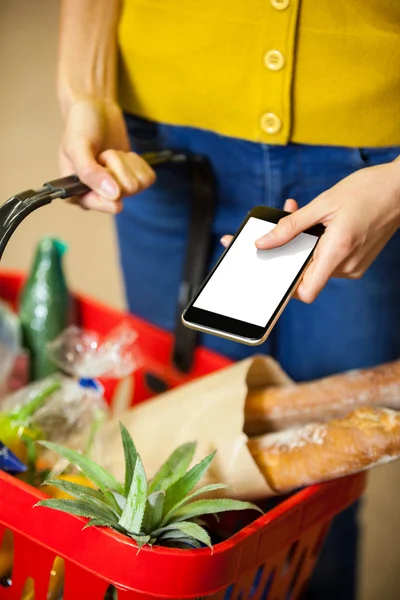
[118,0,400,147]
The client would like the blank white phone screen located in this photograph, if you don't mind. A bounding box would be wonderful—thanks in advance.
[193,217,318,327]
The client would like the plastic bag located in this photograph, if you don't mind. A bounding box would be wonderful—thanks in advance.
[47,323,141,379]
[31,322,140,444]
[0,378,61,464]
[0,375,102,485]
[0,301,28,399]
[0,379,102,454]
[1,323,141,477]
[31,377,106,445]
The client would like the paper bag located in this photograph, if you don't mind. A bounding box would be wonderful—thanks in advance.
[96,355,293,500]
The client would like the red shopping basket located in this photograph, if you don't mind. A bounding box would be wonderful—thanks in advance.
[0,271,366,600]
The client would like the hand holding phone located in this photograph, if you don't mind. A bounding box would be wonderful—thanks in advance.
[182,206,325,346]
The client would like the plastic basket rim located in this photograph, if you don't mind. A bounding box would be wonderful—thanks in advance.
[0,469,365,558]
[0,470,366,597]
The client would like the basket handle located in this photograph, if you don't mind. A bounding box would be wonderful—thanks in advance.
[172,154,216,373]
[0,150,217,373]
[43,151,217,374]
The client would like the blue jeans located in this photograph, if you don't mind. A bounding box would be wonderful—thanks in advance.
[116,114,400,599]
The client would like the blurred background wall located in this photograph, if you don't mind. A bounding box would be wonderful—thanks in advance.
[0,2,399,599]
[0,0,125,310]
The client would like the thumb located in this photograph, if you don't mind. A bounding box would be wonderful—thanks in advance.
[64,139,120,201]
[256,199,323,249]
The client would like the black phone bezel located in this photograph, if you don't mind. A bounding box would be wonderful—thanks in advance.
[182,206,325,342]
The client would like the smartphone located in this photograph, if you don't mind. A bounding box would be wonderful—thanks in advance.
[181,206,325,346]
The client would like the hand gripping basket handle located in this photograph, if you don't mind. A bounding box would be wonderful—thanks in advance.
[0,149,216,374]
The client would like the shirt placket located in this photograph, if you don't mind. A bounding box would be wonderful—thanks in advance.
[259,0,301,145]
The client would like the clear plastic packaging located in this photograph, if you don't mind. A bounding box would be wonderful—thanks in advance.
[0,300,28,400]
[0,323,141,473]
[31,377,106,446]
[47,323,141,379]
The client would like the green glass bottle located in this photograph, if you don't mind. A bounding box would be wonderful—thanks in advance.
[19,237,71,381]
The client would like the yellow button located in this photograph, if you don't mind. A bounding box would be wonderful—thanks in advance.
[264,49,285,71]
[260,113,282,135]
[270,0,290,10]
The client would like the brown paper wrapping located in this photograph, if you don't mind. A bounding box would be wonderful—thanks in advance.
[96,356,400,498]
[97,356,292,500]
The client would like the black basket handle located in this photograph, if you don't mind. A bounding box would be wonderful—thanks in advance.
[171,154,216,372]
[0,150,216,374]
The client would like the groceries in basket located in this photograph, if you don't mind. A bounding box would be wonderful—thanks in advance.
[0,319,144,598]
[19,237,73,381]
[0,300,28,400]
[0,378,61,464]
[0,441,27,474]
[244,360,400,434]
[0,273,367,600]
[37,424,262,550]
[47,322,141,380]
[93,356,400,497]
[0,322,141,487]
[248,406,400,493]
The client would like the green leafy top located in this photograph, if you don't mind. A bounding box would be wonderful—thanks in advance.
[37,424,262,550]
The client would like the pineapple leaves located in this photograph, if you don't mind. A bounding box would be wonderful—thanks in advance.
[148,442,196,494]
[153,521,211,549]
[39,441,123,494]
[118,453,147,534]
[119,422,138,495]
[142,491,165,533]
[160,483,230,527]
[163,451,216,516]
[103,491,123,514]
[172,498,263,522]
[43,479,121,515]
[110,491,127,512]
[128,534,151,550]
[157,530,201,549]
[83,519,124,532]
[43,479,104,503]
[36,498,119,524]
[38,429,263,552]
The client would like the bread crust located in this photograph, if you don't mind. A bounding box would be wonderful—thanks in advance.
[247,406,400,493]
[245,360,400,435]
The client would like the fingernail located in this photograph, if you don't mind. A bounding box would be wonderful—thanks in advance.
[220,236,229,245]
[256,232,274,247]
[99,178,119,200]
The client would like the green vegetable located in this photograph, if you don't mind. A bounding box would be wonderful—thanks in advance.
[0,379,61,460]
[19,237,71,380]
[37,424,262,550]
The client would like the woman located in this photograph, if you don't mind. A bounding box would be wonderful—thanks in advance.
[57,1,400,597]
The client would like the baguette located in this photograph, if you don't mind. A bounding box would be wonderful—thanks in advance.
[247,406,400,493]
[245,360,400,435]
